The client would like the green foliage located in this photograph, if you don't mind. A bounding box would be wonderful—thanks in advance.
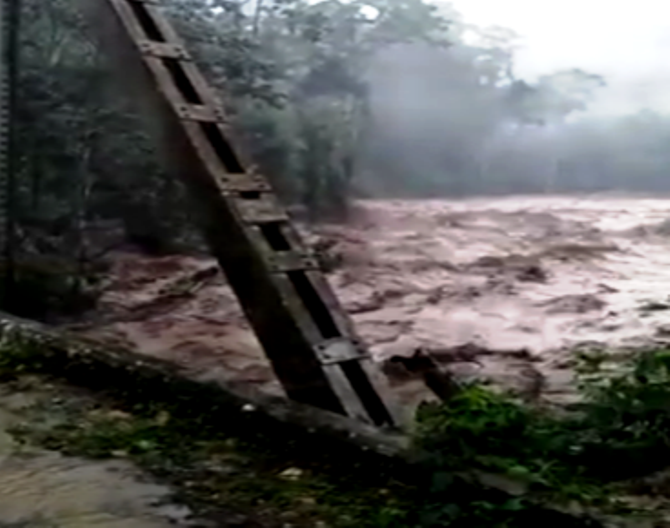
[416,385,566,477]
[575,350,670,478]
[7,328,670,526]
[0,260,100,320]
[414,386,597,526]
[16,0,191,289]
[413,350,670,525]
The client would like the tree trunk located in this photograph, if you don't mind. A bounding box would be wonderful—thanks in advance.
[1,0,22,308]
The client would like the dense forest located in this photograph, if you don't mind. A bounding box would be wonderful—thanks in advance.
[4,0,670,316]
[8,5,670,526]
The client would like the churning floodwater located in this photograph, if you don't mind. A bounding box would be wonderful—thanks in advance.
[69,195,670,407]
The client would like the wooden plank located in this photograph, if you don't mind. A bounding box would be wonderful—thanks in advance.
[180,120,236,178]
[143,3,184,43]
[94,0,353,414]
[271,274,324,341]
[303,270,362,337]
[138,5,258,168]
[107,0,149,41]
[358,358,408,427]
[321,363,373,424]
[142,55,190,109]
[179,60,222,108]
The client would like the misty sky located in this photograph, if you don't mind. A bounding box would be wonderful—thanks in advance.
[448,0,670,116]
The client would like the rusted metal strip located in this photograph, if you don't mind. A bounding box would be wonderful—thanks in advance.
[265,252,319,273]
[315,339,368,365]
[233,194,289,223]
[173,104,222,123]
[216,173,272,193]
[136,40,190,60]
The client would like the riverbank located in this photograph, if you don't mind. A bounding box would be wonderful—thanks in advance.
[3,314,670,527]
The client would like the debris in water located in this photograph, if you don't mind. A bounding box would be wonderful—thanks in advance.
[541,294,606,314]
[639,301,670,312]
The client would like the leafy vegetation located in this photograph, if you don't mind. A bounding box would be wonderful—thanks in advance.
[411,349,670,526]
[3,1,670,526]
[4,326,670,526]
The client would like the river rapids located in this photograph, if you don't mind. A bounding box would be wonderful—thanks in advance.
[68,195,670,409]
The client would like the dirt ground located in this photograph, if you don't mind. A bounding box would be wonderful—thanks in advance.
[0,375,197,527]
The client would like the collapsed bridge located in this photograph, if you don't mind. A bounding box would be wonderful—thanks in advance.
[58,0,409,428]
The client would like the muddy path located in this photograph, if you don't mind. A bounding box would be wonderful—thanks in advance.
[65,195,670,408]
[0,376,196,527]
[0,365,411,528]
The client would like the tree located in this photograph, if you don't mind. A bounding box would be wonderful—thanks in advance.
[0,0,23,307]
[14,0,668,321]
[512,68,607,126]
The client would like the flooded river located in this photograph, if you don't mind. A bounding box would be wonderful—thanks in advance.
[71,195,670,407]
[14,194,670,526]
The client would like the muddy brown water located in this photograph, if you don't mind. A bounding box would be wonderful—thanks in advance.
[0,383,193,527]
[6,194,670,526]
[69,195,670,408]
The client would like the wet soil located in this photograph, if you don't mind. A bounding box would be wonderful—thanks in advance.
[0,376,195,527]
[0,366,412,528]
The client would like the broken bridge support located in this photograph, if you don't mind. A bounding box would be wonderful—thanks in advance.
[85,0,402,428]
